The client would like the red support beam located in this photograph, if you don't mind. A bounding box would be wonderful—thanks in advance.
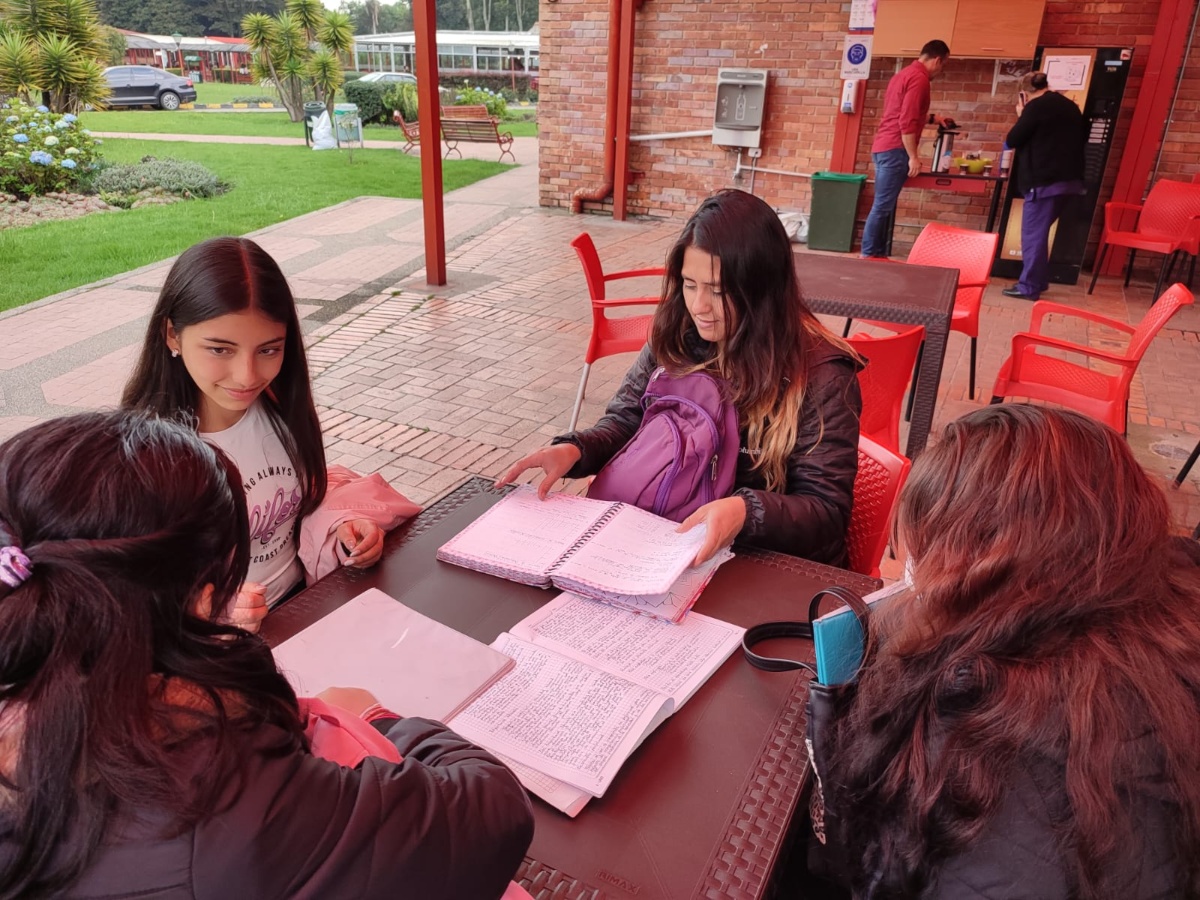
[413,0,446,285]
[829,79,866,174]
[611,0,637,220]
[1102,0,1195,275]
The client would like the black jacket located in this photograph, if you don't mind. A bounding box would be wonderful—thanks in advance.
[918,737,1184,898]
[1005,91,1087,196]
[554,335,862,567]
[52,717,534,899]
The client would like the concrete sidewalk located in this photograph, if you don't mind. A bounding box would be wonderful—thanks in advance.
[2,160,1199,533]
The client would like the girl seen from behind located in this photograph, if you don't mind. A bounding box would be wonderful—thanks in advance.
[0,410,532,899]
[823,405,1200,898]
[122,237,388,623]
[499,189,862,568]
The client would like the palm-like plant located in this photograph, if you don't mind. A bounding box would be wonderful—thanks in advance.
[0,0,110,112]
[242,1,355,123]
[0,31,39,103]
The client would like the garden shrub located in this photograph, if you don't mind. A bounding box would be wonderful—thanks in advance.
[92,156,227,201]
[384,82,418,123]
[343,80,388,123]
[0,101,102,197]
[453,85,506,119]
[343,70,363,82]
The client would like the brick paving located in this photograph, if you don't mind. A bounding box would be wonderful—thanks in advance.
[2,152,1199,547]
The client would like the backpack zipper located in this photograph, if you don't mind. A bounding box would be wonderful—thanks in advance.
[653,416,684,516]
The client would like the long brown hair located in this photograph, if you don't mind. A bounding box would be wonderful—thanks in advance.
[0,411,303,898]
[121,237,327,521]
[829,405,1200,897]
[651,189,854,490]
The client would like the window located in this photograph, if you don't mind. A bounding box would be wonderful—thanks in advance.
[477,47,503,71]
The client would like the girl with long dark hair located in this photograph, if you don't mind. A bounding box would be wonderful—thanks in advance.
[499,189,862,567]
[0,410,532,899]
[824,405,1200,898]
[122,237,385,620]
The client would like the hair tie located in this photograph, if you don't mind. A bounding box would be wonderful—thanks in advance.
[0,546,32,588]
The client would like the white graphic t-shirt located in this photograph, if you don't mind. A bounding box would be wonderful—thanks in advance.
[202,402,305,605]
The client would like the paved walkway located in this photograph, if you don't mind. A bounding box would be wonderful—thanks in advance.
[3,151,1200,540]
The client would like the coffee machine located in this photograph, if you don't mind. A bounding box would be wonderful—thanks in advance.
[931,120,960,172]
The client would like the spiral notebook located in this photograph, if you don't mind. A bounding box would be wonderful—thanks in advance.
[436,487,730,623]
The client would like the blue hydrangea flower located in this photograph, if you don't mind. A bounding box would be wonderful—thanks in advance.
[61,158,77,169]
[44,135,59,146]
[4,115,16,124]
[13,133,28,144]
[55,119,70,129]
[62,113,77,123]
[29,150,53,165]
[36,105,49,113]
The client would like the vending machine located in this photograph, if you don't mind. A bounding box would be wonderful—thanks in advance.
[991,47,1134,284]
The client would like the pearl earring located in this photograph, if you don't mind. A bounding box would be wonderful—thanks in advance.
[170,349,180,358]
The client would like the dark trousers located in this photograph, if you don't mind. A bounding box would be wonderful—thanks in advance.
[1017,191,1070,298]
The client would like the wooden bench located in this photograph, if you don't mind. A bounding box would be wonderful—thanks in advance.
[390,106,493,155]
[441,118,516,163]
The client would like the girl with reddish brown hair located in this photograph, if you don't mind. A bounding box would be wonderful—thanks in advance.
[823,405,1200,899]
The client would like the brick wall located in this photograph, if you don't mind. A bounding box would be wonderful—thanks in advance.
[539,0,1179,259]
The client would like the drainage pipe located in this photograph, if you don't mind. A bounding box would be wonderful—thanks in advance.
[571,0,622,213]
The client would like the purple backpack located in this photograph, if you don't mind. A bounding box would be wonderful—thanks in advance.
[588,367,740,522]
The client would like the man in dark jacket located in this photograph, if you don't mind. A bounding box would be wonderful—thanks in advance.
[1002,71,1087,300]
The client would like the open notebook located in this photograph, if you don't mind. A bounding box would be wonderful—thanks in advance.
[448,592,745,813]
[436,487,732,623]
[271,588,514,722]
[270,587,741,816]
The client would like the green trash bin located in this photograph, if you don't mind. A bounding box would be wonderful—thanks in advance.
[808,172,867,253]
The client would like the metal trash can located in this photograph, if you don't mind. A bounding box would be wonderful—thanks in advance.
[808,172,867,253]
[333,102,363,147]
[302,101,326,147]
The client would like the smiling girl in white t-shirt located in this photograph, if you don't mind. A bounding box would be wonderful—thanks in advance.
[122,237,385,626]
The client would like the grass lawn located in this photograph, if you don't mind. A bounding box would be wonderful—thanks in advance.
[78,110,538,140]
[0,139,509,312]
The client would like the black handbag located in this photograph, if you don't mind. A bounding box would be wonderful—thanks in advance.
[741,585,877,889]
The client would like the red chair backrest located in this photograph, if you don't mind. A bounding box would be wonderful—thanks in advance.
[1138,180,1200,237]
[847,435,911,578]
[1126,283,1195,361]
[847,326,925,454]
[571,232,610,304]
[907,222,997,288]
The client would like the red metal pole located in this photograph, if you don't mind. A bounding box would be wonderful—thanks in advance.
[413,0,446,285]
[611,0,637,220]
[1102,0,1194,275]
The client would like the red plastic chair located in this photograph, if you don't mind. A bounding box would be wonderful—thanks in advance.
[846,325,925,455]
[1087,179,1200,300]
[990,283,1194,434]
[906,223,999,401]
[847,434,912,579]
[569,232,665,431]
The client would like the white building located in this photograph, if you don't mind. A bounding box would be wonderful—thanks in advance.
[352,29,539,80]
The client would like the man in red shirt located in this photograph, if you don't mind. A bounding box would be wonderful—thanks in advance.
[861,40,951,258]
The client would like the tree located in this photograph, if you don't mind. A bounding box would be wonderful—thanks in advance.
[0,0,111,112]
[97,22,123,64]
[243,0,351,121]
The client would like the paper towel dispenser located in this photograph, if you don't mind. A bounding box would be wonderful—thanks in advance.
[713,68,768,149]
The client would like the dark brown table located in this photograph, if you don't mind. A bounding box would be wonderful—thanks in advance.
[262,477,881,900]
[795,251,959,460]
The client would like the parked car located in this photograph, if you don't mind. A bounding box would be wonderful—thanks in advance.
[357,72,417,85]
[102,66,198,110]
